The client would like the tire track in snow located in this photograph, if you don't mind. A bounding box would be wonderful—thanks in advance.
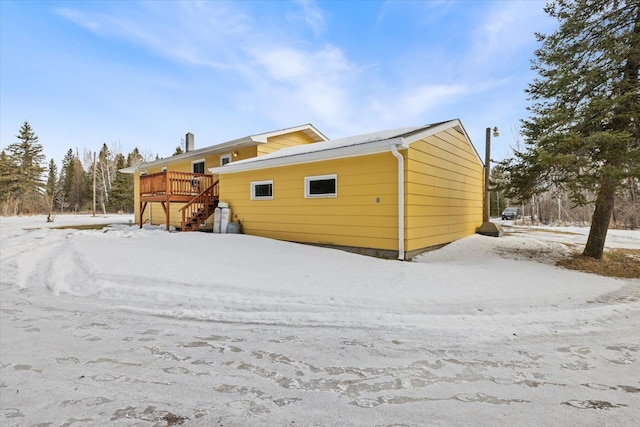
[43,236,96,296]
[0,229,72,289]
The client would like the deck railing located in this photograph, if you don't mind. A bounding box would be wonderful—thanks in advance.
[139,171,215,198]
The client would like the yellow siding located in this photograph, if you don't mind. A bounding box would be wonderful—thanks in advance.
[142,200,195,229]
[257,131,317,156]
[219,153,400,251]
[132,129,316,228]
[405,128,483,251]
[228,146,258,163]
[132,125,483,258]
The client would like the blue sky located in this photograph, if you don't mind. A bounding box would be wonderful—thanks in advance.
[1,0,556,166]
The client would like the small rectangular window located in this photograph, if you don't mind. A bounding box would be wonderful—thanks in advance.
[305,174,337,198]
[192,160,205,174]
[251,180,273,200]
[220,153,232,166]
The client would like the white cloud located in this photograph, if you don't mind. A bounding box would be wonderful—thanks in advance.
[243,42,357,133]
[402,84,468,118]
[291,0,326,36]
[44,1,552,157]
[53,1,469,135]
[55,7,103,32]
[55,3,250,69]
[470,1,550,64]
[253,44,351,81]
[50,2,359,137]
[253,48,311,82]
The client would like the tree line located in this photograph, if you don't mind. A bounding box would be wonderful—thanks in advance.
[491,163,639,229]
[0,121,154,216]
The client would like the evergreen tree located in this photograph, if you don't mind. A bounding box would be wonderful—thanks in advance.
[71,154,88,212]
[0,150,20,214]
[0,151,18,199]
[60,148,88,212]
[59,149,75,212]
[45,159,58,199]
[489,165,509,217]
[108,153,133,212]
[45,159,59,217]
[2,121,47,213]
[128,147,145,168]
[501,0,640,259]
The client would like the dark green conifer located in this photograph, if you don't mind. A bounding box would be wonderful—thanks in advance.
[1,121,47,213]
[501,0,640,259]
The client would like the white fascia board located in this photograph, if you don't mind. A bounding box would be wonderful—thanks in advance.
[120,125,328,174]
[120,166,139,174]
[119,138,264,174]
[209,137,407,174]
[251,124,328,143]
[215,135,262,148]
[400,119,458,145]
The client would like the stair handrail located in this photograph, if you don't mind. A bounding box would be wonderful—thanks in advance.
[180,179,220,230]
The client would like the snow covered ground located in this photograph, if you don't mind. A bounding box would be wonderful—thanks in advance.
[1,214,638,426]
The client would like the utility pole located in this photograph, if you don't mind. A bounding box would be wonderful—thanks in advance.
[483,128,491,222]
[477,127,503,237]
[92,152,96,217]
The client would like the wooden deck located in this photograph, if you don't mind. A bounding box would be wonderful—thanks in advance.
[139,171,218,230]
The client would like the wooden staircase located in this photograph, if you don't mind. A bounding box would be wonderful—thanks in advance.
[179,180,220,231]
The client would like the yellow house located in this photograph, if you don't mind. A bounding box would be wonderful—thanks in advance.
[120,124,328,231]
[209,119,484,260]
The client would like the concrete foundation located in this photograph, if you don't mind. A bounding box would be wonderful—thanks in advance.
[476,221,504,237]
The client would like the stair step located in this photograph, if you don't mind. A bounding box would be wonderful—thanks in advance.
[183,190,218,232]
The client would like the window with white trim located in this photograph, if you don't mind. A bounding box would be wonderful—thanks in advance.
[251,180,273,200]
[304,174,337,198]
[220,153,232,166]
[192,159,205,174]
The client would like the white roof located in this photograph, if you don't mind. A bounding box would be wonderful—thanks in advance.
[120,123,328,173]
[210,119,476,174]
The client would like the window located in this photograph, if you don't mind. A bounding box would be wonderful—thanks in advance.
[251,180,273,200]
[220,153,232,166]
[305,174,337,198]
[192,159,205,174]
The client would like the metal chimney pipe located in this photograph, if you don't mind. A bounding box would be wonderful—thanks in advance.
[185,132,194,153]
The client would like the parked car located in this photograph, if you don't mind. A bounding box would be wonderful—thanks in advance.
[501,207,522,220]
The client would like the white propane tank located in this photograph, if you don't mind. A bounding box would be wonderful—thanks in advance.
[213,206,222,233]
[219,202,231,234]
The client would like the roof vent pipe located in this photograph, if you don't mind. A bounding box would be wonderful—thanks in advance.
[185,132,194,153]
